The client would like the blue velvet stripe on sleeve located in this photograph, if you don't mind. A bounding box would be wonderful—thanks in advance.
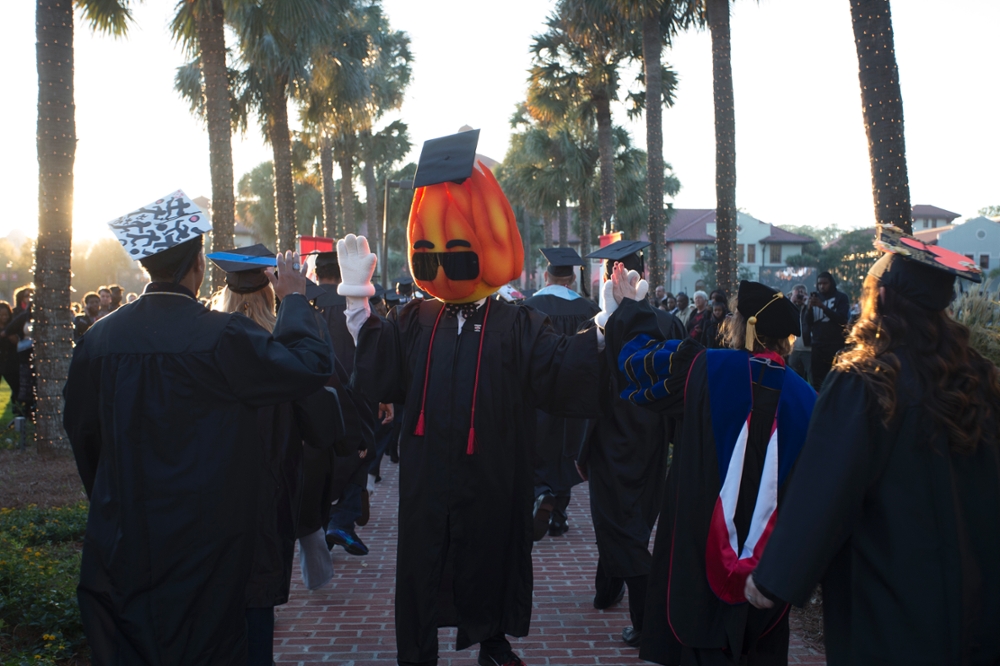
[618,336,682,405]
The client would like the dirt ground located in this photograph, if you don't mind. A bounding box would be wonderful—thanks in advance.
[0,447,87,509]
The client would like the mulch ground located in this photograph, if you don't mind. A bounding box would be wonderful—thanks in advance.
[0,447,87,509]
[275,462,827,665]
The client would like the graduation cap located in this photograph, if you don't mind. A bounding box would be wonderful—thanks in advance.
[540,247,585,278]
[412,129,481,188]
[208,244,275,294]
[737,280,800,350]
[396,276,414,296]
[586,239,651,278]
[869,224,982,311]
[108,190,210,260]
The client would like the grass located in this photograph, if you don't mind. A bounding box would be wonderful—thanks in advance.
[0,380,33,452]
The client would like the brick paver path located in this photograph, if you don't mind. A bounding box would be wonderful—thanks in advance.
[275,462,826,665]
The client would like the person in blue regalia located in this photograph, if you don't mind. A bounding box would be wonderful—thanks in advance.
[601,263,817,666]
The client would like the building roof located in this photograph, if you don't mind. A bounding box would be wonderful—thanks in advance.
[912,204,960,220]
[759,227,816,244]
[663,209,814,244]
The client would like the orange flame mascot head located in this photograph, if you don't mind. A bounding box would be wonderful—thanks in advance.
[408,140,523,304]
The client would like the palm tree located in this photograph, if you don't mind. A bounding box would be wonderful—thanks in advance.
[35,0,132,453]
[171,0,238,288]
[849,0,912,233]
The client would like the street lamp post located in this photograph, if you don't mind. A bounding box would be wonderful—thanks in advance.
[381,177,414,289]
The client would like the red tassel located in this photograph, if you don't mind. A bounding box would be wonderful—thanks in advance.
[414,411,426,436]
[466,428,476,455]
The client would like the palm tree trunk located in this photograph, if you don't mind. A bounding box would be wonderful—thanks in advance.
[338,151,356,234]
[643,8,665,289]
[708,0,738,297]
[578,195,593,293]
[320,137,336,237]
[197,0,235,285]
[558,199,569,247]
[520,210,532,289]
[35,0,75,453]
[594,95,617,234]
[849,0,912,233]
[543,213,554,248]
[268,77,297,252]
[361,130,377,245]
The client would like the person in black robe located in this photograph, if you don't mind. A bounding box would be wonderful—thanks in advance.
[578,240,686,647]
[64,206,334,666]
[523,247,600,540]
[747,227,1000,665]
[605,265,817,666]
[311,250,377,556]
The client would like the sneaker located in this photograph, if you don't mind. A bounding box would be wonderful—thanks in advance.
[622,626,641,647]
[548,517,568,537]
[478,650,526,666]
[532,493,555,542]
[325,528,369,556]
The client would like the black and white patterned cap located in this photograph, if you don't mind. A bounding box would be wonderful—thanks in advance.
[107,190,211,260]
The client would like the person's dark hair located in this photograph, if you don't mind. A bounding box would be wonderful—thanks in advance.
[14,286,33,308]
[109,284,122,298]
[139,236,203,283]
[817,271,836,287]
[315,262,341,281]
[83,292,100,306]
[836,275,1000,454]
[98,286,111,295]
[721,295,793,356]
[0,301,11,323]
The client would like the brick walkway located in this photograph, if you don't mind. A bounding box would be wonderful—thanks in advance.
[274,462,826,665]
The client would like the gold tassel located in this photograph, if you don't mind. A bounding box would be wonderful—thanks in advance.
[744,292,784,352]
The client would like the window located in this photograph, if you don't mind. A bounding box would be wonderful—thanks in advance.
[770,244,782,264]
[981,255,990,270]
[747,244,756,263]
[965,254,975,264]
[923,219,930,229]
[737,244,745,262]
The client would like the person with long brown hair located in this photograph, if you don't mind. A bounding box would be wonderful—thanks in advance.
[746,227,1000,665]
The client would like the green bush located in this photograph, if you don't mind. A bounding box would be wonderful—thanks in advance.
[0,503,89,665]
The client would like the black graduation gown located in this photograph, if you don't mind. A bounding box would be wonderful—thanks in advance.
[522,291,601,495]
[753,362,1000,666]
[247,387,344,608]
[351,297,601,657]
[579,306,685,579]
[63,289,334,666]
[606,299,816,666]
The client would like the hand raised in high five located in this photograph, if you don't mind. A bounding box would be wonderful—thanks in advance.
[267,250,308,301]
[611,262,648,305]
[336,234,377,298]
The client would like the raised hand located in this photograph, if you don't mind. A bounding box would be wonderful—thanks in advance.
[267,250,308,301]
[336,234,377,298]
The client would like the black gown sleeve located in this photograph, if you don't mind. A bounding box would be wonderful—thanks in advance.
[63,339,101,498]
[604,298,702,417]
[753,370,889,606]
[523,307,602,418]
[352,302,411,405]
[216,294,335,407]
[292,387,345,451]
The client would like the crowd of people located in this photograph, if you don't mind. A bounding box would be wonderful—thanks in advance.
[57,140,999,666]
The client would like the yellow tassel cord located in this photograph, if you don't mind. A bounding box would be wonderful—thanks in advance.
[745,292,785,352]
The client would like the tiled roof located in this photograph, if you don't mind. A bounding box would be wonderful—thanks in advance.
[913,225,953,245]
[664,209,717,242]
[912,204,960,220]
[759,227,815,244]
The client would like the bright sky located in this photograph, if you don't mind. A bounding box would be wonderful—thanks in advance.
[2,0,997,243]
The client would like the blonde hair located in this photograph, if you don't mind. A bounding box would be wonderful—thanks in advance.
[720,296,794,356]
[212,284,277,333]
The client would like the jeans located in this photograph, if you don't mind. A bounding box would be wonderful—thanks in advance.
[327,483,363,532]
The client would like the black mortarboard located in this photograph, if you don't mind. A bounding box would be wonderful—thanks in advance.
[869,225,982,311]
[586,240,650,278]
[315,252,339,269]
[737,281,800,349]
[207,244,276,294]
[412,130,481,188]
[396,277,414,295]
[540,247,585,278]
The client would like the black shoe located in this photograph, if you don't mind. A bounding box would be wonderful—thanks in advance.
[548,518,568,537]
[325,528,369,556]
[622,626,641,647]
[532,493,555,542]
[593,582,625,609]
[478,650,526,666]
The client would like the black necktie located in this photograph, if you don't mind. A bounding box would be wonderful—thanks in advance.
[445,302,480,319]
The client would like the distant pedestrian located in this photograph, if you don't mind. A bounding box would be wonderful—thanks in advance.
[787,284,811,383]
[96,286,112,318]
[806,271,849,389]
[73,292,101,343]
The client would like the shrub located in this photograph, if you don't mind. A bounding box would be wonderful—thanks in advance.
[952,285,1000,367]
[0,503,89,665]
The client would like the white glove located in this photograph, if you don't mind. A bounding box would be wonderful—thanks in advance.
[336,234,377,298]
[595,270,648,329]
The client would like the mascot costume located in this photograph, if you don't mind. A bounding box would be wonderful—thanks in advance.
[337,130,604,666]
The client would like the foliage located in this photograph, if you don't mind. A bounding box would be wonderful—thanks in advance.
[0,238,35,306]
[0,503,89,665]
[776,223,844,247]
[785,228,879,301]
[978,205,1000,218]
[951,284,1000,367]
[70,238,145,299]
[236,161,330,248]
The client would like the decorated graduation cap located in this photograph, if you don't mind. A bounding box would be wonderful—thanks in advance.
[207,244,275,294]
[737,280,800,351]
[869,225,982,311]
[540,247,585,278]
[407,130,523,304]
[586,239,650,279]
